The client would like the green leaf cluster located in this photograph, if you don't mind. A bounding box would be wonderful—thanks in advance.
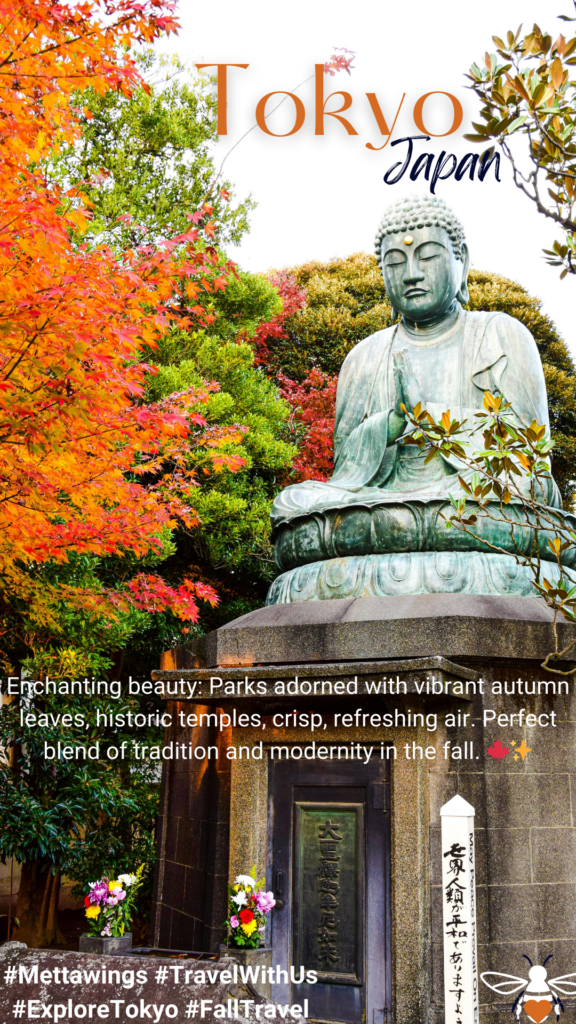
[157,270,283,363]
[264,252,395,379]
[50,52,255,249]
[146,321,297,601]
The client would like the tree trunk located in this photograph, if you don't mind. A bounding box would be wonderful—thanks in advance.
[12,860,66,948]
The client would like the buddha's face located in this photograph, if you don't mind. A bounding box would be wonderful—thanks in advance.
[380,225,469,322]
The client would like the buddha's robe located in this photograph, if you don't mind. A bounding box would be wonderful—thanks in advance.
[271,308,561,529]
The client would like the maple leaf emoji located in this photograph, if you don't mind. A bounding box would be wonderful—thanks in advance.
[487,739,509,761]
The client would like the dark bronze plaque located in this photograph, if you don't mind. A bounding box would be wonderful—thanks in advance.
[293,802,364,986]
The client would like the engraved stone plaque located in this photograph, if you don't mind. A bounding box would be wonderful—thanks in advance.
[293,802,364,986]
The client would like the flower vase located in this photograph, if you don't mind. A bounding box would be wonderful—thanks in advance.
[219,944,272,999]
[79,932,132,955]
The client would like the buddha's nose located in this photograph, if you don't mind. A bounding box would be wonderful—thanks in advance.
[403,261,425,285]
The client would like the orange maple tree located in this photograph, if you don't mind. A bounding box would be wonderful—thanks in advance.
[0,0,244,623]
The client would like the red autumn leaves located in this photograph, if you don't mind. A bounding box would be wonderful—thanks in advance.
[486,739,510,761]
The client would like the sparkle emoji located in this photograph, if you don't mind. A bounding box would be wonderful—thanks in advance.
[510,739,532,762]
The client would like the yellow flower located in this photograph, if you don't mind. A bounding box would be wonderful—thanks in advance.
[241,920,257,936]
[108,881,118,892]
[85,906,101,919]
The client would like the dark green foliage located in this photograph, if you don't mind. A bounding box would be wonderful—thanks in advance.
[0,554,169,912]
[209,272,283,339]
[146,332,296,596]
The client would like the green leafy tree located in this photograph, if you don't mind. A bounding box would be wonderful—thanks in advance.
[0,540,214,947]
[48,52,294,620]
[0,308,292,943]
[1,647,163,948]
[51,52,254,249]
[144,280,297,630]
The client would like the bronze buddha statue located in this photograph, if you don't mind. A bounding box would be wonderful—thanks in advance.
[267,196,571,604]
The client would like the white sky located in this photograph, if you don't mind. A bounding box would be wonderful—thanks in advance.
[166,0,575,353]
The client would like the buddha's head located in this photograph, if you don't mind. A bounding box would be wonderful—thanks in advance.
[375,196,469,324]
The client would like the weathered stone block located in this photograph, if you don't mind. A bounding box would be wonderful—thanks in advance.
[486,827,532,885]
[489,883,576,942]
[0,947,273,1024]
[484,773,571,828]
[78,933,132,955]
[531,827,576,883]
[219,947,272,1000]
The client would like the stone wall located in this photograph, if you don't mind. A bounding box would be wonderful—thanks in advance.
[429,662,576,1024]
[151,595,576,1023]
[151,707,232,952]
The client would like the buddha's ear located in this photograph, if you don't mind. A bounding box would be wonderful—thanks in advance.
[381,258,400,321]
[456,242,470,305]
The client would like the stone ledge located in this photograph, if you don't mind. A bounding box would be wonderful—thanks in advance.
[158,594,576,670]
[0,947,271,1024]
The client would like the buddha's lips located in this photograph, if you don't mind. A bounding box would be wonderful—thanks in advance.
[523,999,552,1023]
[404,288,427,297]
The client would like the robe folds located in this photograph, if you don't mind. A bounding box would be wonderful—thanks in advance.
[271,309,561,529]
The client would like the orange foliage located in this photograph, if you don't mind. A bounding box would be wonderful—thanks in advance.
[0,1,242,620]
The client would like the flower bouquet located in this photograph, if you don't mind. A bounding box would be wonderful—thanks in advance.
[84,865,144,938]
[226,870,276,949]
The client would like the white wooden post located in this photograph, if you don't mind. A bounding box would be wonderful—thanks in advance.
[440,795,479,1024]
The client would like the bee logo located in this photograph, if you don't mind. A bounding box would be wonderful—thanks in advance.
[481,955,576,1022]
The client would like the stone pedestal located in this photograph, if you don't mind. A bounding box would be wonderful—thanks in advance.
[155,591,576,670]
[79,932,132,955]
[150,594,576,1024]
[219,946,272,999]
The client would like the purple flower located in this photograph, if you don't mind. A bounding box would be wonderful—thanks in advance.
[254,891,276,914]
[91,881,109,903]
[230,915,239,928]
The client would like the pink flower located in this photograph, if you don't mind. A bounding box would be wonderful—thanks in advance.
[116,890,126,901]
[91,881,109,904]
[255,891,276,914]
[230,915,239,928]
[107,896,119,907]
